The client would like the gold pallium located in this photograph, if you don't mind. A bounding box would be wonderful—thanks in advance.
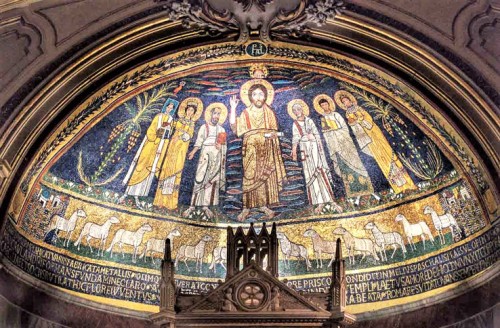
[287,99,309,120]
[240,79,274,107]
[313,94,336,115]
[204,102,228,125]
[334,90,358,110]
[178,97,204,121]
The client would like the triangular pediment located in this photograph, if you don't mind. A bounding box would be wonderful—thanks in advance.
[180,262,328,314]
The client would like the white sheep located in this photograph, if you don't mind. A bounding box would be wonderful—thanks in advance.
[276,232,311,271]
[175,235,213,273]
[395,214,434,250]
[364,221,406,260]
[333,226,379,264]
[208,246,227,272]
[74,216,120,256]
[47,209,87,247]
[303,228,336,268]
[140,228,181,263]
[423,206,460,244]
[106,224,152,263]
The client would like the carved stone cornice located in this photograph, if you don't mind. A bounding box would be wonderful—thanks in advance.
[156,0,344,42]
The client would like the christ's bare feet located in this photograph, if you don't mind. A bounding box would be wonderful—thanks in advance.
[260,206,275,220]
[237,208,250,221]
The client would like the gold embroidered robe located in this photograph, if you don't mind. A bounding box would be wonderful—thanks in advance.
[235,104,286,208]
[346,106,415,193]
[154,119,195,209]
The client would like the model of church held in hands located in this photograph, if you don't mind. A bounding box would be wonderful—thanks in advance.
[151,223,355,328]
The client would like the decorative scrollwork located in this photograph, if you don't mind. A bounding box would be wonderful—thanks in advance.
[234,0,274,12]
[156,0,238,36]
[274,0,344,38]
[156,0,344,42]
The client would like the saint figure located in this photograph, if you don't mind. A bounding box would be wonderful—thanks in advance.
[121,98,179,208]
[229,74,286,221]
[289,99,340,214]
[313,94,373,198]
[154,97,203,209]
[334,90,416,194]
[183,103,228,219]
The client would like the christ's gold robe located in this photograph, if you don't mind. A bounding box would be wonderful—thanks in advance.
[235,104,286,208]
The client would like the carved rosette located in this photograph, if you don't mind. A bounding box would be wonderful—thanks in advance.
[156,0,344,42]
[235,279,269,311]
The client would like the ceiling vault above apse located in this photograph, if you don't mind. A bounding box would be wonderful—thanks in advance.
[0,0,498,327]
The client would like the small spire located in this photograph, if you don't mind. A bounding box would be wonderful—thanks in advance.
[164,238,171,261]
[335,238,342,260]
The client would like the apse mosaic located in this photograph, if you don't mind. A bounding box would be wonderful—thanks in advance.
[2,42,497,313]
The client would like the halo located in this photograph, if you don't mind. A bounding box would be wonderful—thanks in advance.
[178,97,204,121]
[334,90,357,110]
[204,102,228,125]
[313,94,335,116]
[240,79,274,107]
[287,99,309,120]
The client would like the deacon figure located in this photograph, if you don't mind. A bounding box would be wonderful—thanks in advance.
[314,94,373,198]
[289,99,341,214]
[183,103,227,219]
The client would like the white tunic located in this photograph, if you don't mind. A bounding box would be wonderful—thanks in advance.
[322,112,369,177]
[292,117,335,205]
[190,123,227,207]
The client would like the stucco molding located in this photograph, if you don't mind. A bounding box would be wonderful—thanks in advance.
[0,5,498,222]
[355,257,500,321]
[0,256,152,319]
[0,15,43,90]
[304,14,499,213]
[466,4,500,73]
[34,0,150,46]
